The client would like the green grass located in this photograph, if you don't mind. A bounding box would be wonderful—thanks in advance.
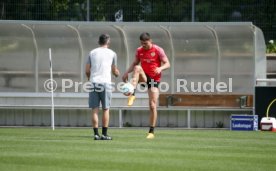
[0,128,276,171]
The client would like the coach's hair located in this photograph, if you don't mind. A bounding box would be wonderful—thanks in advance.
[98,34,110,45]
[139,32,151,41]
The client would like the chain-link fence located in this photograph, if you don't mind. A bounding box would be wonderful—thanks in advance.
[0,0,275,42]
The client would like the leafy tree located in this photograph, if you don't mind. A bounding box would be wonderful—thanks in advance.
[0,0,275,41]
[141,0,191,21]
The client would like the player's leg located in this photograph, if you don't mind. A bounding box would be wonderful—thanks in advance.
[89,83,101,140]
[100,83,112,140]
[102,109,110,128]
[101,108,111,140]
[146,86,159,139]
[128,65,147,106]
[92,108,99,128]
[130,65,147,87]
[91,108,100,140]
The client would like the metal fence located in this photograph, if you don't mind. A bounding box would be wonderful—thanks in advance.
[0,0,275,43]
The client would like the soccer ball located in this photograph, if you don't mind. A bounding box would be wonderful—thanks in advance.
[121,82,134,96]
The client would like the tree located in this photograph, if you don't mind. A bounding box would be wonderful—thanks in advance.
[140,0,191,22]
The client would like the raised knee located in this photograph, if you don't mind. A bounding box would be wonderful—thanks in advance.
[133,65,142,72]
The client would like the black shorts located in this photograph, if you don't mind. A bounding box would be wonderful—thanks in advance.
[141,74,160,88]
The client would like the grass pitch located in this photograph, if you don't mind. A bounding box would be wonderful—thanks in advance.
[0,128,276,171]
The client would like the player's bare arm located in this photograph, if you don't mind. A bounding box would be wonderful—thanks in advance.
[154,56,170,75]
[85,63,91,80]
[112,65,120,77]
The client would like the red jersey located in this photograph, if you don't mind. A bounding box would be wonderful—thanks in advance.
[135,44,167,82]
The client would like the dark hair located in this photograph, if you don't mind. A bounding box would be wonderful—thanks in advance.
[98,34,110,45]
[139,32,151,41]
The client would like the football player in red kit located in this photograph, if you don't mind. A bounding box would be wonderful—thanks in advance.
[122,32,170,139]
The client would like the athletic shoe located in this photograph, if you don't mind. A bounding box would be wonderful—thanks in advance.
[146,133,155,139]
[127,95,136,106]
[94,134,101,140]
[101,135,112,140]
